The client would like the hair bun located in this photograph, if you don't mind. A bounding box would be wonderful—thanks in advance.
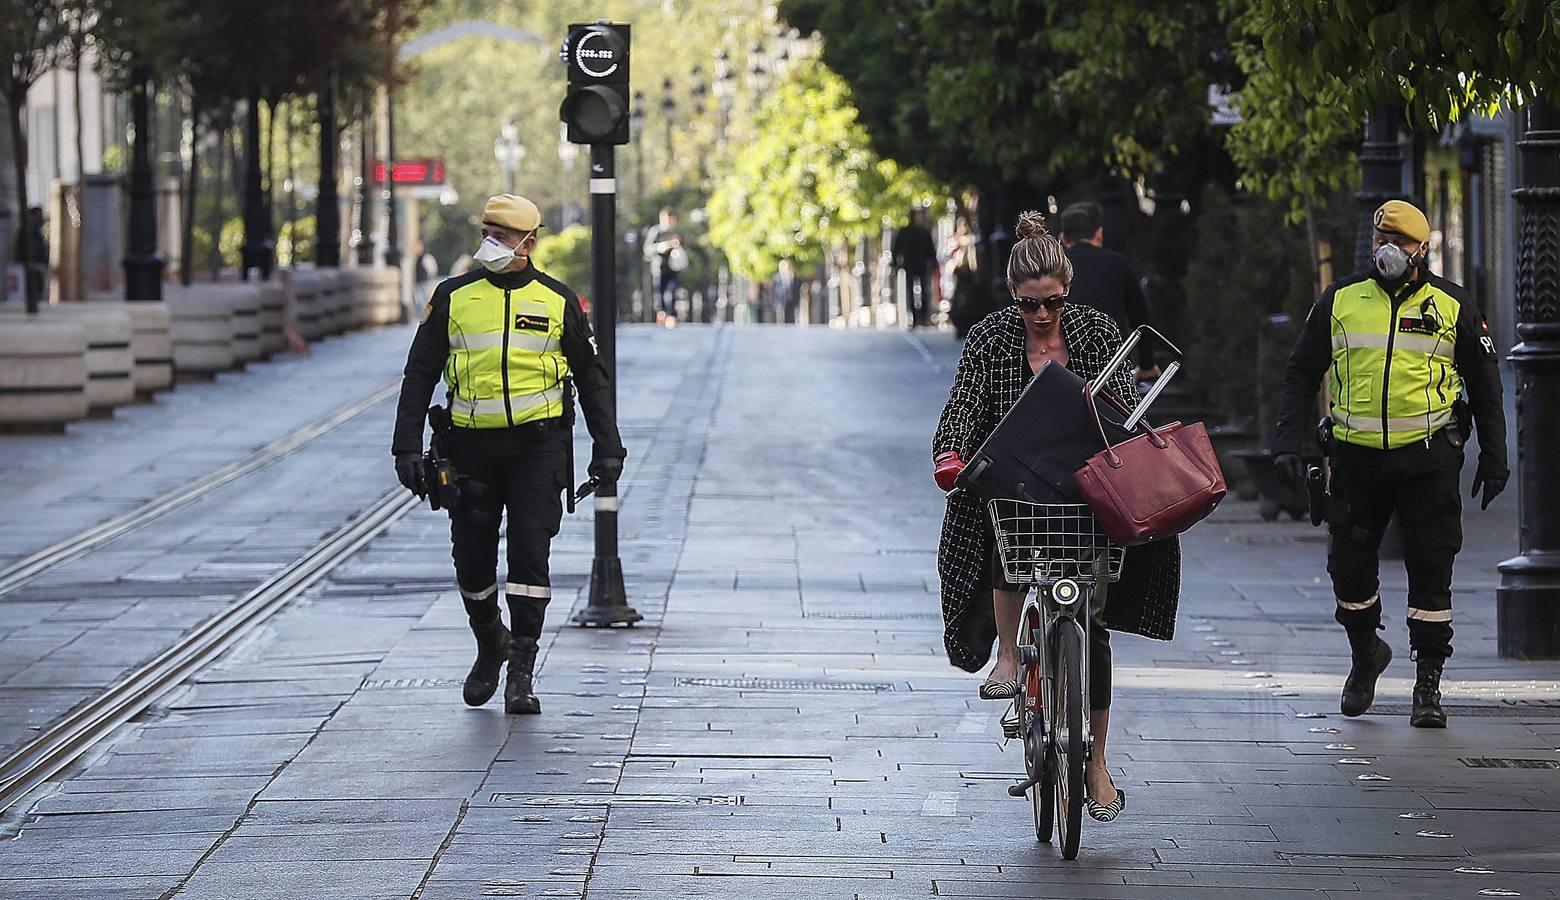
[1015,210,1050,241]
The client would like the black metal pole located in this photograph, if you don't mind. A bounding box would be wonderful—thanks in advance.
[1355,109,1404,270]
[239,86,269,280]
[355,116,374,266]
[382,89,400,270]
[574,143,641,627]
[1497,99,1560,658]
[316,74,340,268]
[123,68,163,300]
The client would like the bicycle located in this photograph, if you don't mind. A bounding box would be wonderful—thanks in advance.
[988,499,1123,860]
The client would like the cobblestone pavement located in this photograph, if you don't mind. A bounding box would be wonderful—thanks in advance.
[0,324,1557,899]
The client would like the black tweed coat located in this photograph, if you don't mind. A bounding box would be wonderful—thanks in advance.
[932,304,1182,673]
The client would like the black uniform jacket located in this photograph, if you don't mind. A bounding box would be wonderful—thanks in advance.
[391,266,627,461]
[1274,269,1506,476]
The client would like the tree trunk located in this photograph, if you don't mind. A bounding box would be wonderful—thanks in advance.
[181,92,199,286]
[71,42,84,181]
[9,87,36,313]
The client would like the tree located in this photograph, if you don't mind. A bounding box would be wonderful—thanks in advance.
[0,0,68,312]
[706,61,944,282]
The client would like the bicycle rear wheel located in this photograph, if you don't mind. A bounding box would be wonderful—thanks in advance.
[1051,618,1085,860]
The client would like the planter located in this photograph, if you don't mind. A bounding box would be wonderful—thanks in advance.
[350,267,402,328]
[258,281,288,355]
[1232,448,1315,522]
[1206,422,1260,501]
[120,301,173,395]
[1,303,135,412]
[0,317,89,428]
[164,284,238,377]
[282,268,328,342]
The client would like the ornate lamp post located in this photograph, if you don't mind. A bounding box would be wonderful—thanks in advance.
[493,116,525,195]
[1497,99,1560,658]
[659,77,677,162]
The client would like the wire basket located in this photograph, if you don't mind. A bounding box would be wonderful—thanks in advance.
[987,500,1125,585]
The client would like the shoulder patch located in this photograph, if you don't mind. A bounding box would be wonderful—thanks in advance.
[421,302,433,324]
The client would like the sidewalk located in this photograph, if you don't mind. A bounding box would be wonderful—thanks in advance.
[0,325,1556,899]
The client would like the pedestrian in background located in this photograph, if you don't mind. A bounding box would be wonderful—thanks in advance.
[1059,202,1158,380]
[14,207,48,305]
[892,207,937,328]
[931,211,1183,822]
[392,193,627,716]
[644,208,687,327]
[1273,199,1506,728]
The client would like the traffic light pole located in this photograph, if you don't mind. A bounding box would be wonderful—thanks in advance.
[574,143,642,627]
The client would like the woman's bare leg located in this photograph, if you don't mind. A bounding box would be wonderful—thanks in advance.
[1086,708,1117,804]
[988,588,1024,683]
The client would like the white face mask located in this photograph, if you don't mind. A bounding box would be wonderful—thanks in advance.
[474,235,527,272]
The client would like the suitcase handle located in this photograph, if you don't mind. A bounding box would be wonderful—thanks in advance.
[1088,325,1183,432]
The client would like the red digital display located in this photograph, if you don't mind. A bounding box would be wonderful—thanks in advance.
[372,159,445,185]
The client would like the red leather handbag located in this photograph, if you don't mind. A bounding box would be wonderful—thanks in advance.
[1073,330,1227,546]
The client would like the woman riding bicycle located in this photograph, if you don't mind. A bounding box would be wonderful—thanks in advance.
[931,211,1182,822]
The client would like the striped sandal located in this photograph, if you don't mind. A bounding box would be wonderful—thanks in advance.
[978,677,1019,700]
[1086,779,1126,822]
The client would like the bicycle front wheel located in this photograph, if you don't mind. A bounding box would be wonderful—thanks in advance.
[1051,618,1086,860]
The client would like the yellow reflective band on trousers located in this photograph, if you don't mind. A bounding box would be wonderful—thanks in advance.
[1328,279,1464,450]
[444,278,569,428]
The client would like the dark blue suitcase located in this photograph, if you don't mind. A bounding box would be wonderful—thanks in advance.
[956,360,1134,502]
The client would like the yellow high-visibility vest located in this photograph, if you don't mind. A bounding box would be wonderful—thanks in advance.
[444,275,569,428]
[1329,277,1463,449]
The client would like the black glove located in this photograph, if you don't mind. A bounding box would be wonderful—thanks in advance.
[394,452,425,497]
[589,456,624,485]
[1471,459,1508,511]
[1273,452,1305,490]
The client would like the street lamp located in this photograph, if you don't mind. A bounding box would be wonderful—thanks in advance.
[660,77,677,161]
[713,47,734,144]
[493,116,526,195]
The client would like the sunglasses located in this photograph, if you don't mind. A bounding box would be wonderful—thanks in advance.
[1016,293,1067,312]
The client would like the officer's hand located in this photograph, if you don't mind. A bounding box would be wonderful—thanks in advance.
[1471,460,1509,511]
[395,452,425,497]
[1273,452,1305,490]
[589,456,624,486]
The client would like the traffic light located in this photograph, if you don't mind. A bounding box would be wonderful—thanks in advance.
[560,22,631,145]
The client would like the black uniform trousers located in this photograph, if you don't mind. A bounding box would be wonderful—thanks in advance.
[443,422,569,639]
[1328,428,1462,659]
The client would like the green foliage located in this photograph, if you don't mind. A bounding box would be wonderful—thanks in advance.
[782,0,1236,190]
[1223,6,1359,224]
[277,215,316,268]
[532,225,592,294]
[1244,0,1560,133]
[706,61,945,280]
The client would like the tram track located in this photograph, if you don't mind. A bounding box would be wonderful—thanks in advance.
[0,487,419,817]
[0,379,401,598]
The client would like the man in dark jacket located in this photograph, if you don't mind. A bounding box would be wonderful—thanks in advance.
[892,208,937,327]
[1059,202,1157,378]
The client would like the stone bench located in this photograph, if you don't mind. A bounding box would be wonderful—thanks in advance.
[163,284,243,377]
[0,316,89,428]
[347,267,404,328]
[282,268,328,342]
[259,281,288,356]
[1,303,136,413]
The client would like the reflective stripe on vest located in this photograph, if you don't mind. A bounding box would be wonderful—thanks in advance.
[445,276,569,429]
[1328,279,1464,450]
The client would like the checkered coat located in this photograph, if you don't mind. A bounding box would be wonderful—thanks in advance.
[932,305,1182,673]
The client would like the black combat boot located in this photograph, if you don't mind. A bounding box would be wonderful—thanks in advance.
[1410,655,1447,728]
[1340,631,1392,717]
[462,599,512,707]
[504,635,542,715]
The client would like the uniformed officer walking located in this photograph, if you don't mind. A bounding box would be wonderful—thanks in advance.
[1274,199,1506,728]
[392,194,626,714]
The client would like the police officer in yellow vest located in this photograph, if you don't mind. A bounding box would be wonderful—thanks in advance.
[1274,199,1506,728]
[392,194,626,714]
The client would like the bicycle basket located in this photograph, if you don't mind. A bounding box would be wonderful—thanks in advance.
[986,500,1125,585]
